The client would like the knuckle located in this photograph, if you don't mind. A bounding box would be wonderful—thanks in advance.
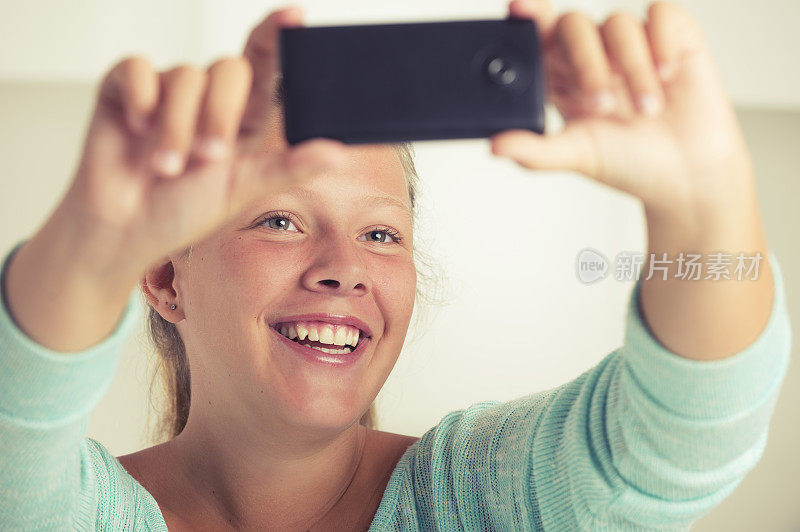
[113,55,150,75]
[556,10,593,32]
[648,1,694,29]
[649,1,678,18]
[208,56,253,80]
[104,55,149,89]
[603,11,639,31]
[98,55,156,114]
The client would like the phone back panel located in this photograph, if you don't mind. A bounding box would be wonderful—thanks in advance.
[279,18,545,145]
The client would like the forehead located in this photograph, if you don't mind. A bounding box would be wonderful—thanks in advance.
[336,144,408,197]
[261,110,411,211]
[297,143,411,211]
[234,144,413,227]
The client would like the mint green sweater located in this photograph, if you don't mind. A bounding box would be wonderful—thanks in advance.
[0,238,792,530]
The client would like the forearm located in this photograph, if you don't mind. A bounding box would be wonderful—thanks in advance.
[639,180,774,362]
[2,200,141,353]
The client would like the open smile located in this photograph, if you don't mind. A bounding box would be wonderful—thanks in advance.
[268,322,372,368]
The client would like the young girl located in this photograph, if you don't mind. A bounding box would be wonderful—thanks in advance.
[0,1,790,530]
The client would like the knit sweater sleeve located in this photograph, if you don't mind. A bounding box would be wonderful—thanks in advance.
[0,239,144,529]
[370,251,791,531]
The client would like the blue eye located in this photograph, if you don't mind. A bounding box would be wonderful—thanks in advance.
[358,228,401,244]
[260,214,299,232]
[257,212,402,245]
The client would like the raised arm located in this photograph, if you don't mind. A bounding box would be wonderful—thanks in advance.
[372,1,792,529]
[1,7,349,528]
[2,203,139,353]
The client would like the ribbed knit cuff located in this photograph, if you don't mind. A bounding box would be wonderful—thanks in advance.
[0,239,142,424]
[622,250,791,421]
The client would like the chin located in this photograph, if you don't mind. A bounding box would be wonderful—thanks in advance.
[281,392,368,434]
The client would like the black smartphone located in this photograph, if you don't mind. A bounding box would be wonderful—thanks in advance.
[278,17,545,145]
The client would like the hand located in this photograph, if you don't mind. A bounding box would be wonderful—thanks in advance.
[60,6,348,281]
[490,0,756,222]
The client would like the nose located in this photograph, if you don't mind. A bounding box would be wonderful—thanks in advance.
[300,236,370,296]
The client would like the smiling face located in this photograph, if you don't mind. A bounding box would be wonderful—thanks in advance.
[167,143,416,435]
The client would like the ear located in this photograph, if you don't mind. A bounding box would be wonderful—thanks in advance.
[139,258,185,323]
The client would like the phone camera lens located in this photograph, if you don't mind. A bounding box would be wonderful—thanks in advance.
[486,57,518,85]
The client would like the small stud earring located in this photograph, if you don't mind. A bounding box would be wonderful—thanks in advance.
[170,304,177,310]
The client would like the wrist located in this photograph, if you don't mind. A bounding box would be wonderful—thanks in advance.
[643,173,764,253]
[46,197,145,290]
[3,213,139,352]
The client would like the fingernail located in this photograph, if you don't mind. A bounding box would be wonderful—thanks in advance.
[152,149,184,176]
[594,90,615,114]
[195,136,228,161]
[637,94,661,116]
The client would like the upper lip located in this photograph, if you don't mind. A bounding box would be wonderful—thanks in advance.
[269,314,373,338]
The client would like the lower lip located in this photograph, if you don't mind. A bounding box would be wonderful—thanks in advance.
[269,326,370,368]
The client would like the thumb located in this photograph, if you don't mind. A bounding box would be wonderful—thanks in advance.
[490,126,597,177]
[239,6,305,137]
[508,0,558,43]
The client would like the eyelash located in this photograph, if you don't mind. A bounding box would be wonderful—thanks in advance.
[257,211,403,245]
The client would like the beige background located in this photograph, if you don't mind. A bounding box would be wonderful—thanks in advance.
[1,0,798,530]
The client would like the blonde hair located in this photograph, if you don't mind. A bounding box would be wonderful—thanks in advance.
[144,141,422,444]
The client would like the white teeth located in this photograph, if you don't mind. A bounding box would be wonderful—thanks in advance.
[349,329,360,348]
[333,326,348,346]
[277,322,363,348]
[319,324,335,344]
[345,328,353,347]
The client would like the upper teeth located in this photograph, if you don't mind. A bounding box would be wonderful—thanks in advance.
[277,322,361,348]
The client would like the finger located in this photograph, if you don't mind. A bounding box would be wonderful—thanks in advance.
[601,12,664,116]
[193,56,253,162]
[645,1,711,84]
[490,127,597,177]
[239,6,304,137]
[508,0,558,42]
[97,56,159,135]
[554,12,615,114]
[151,65,208,177]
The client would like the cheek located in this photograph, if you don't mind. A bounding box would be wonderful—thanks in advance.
[371,256,416,329]
[215,239,301,309]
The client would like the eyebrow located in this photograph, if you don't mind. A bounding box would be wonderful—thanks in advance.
[291,187,413,218]
[362,194,413,216]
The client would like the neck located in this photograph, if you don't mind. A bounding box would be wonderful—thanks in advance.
[165,414,368,530]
